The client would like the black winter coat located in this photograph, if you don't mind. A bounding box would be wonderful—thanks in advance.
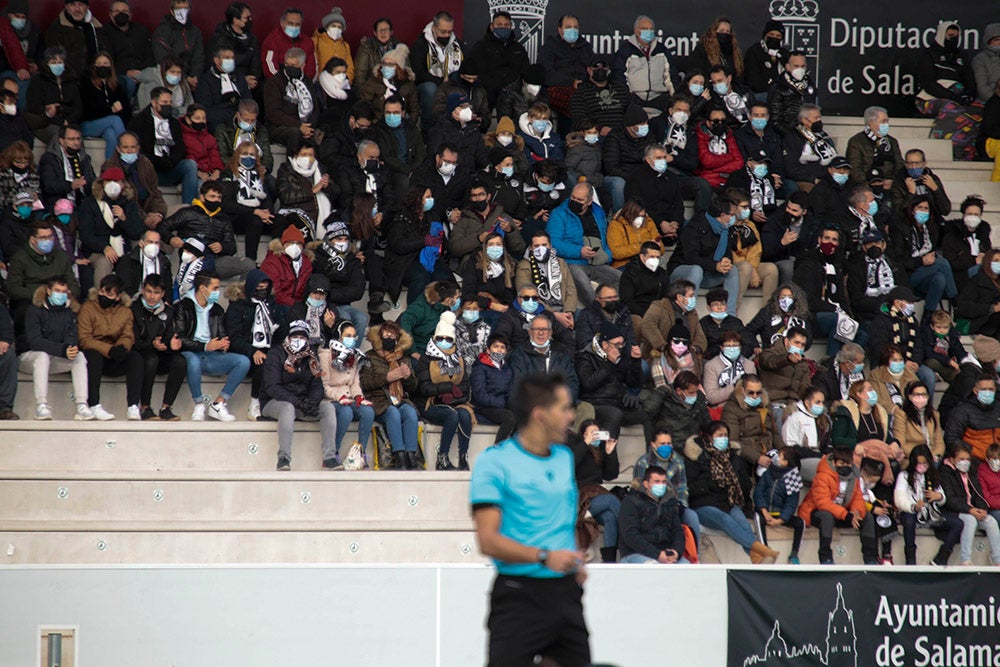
[79,77,131,124]
[618,491,686,560]
[602,127,655,179]
[259,345,323,408]
[734,124,785,175]
[76,194,144,256]
[312,245,366,306]
[619,257,670,319]
[38,147,95,208]
[274,162,337,230]
[760,209,820,263]
[100,21,156,73]
[918,43,975,103]
[193,67,252,132]
[846,252,906,322]
[781,129,833,184]
[129,300,175,352]
[664,211,733,276]
[225,270,281,358]
[0,210,35,262]
[373,119,426,177]
[383,207,430,297]
[493,307,574,355]
[793,248,849,315]
[685,438,752,513]
[767,74,818,136]
[940,462,990,513]
[467,29,529,103]
[887,217,945,274]
[24,69,82,132]
[129,107,187,172]
[114,247,174,297]
[337,161,396,219]
[956,268,1000,333]
[575,349,641,407]
[425,117,488,176]
[575,303,637,352]
[410,160,470,221]
[538,34,594,88]
[868,308,924,365]
[470,355,513,409]
[941,218,992,291]
[743,43,786,94]
[207,22,263,80]
[806,173,851,221]
[507,343,580,401]
[568,433,620,487]
[173,297,227,352]
[623,162,683,225]
[24,297,78,356]
[159,206,238,257]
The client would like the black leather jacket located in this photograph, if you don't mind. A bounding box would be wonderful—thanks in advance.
[172,297,227,352]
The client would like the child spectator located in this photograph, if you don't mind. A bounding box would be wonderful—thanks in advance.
[979,443,1000,526]
[564,118,603,190]
[939,442,1000,566]
[470,333,516,443]
[798,446,874,564]
[699,288,744,360]
[921,309,966,384]
[895,444,961,565]
[517,102,565,165]
[754,447,805,564]
[859,457,898,564]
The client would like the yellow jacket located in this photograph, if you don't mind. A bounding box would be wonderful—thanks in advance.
[606,214,663,268]
[730,222,762,269]
[313,31,355,81]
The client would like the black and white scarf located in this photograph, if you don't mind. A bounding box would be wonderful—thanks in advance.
[722,91,749,124]
[251,297,276,349]
[909,224,933,258]
[717,356,746,388]
[328,339,364,372]
[746,169,775,211]
[425,338,462,375]
[175,256,203,298]
[781,70,811,96]
[285,75,314,122]
[837,366,864,401]
[888,306,919,358]
[797,124,837,164]
[768,314,808,346]
[864,126,892,164]
[864,256,896,298]
[665,122,688,152]
[707,129,729,155]
[733,223,759,253]
[305,302,326,346]
[848,206,878,246]
[529,252,564,308]
[236,166,266,207]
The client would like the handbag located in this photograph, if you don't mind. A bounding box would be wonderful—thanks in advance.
[343,441,368,471]
[834,307,859,343]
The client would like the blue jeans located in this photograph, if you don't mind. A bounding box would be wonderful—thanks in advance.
[682,506,701,546]
[81,115,127,159]
[158,158,199,204]
[621,553,690,564]
[969,265,981,278]
[605,175,626,213]
[669,264,740,315]
[909,255,957,312]
[423,404,473,456]
[917,364,938,403]
[119,74,138,104]
[589,493,620,548]
[377,403,420,453]
[334,402,375,448]
[694,505,756,553]
[814,311,870,357]
[417,81,439,130]
[335,305,369,340]
[181,350,250,401]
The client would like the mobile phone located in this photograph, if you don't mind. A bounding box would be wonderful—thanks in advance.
[594,430,611,441]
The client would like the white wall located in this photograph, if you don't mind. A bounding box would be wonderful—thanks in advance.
[0,564,730,666]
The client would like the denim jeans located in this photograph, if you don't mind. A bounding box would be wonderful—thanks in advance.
[682,506,701,545]
[909,255,957,312]
[589,493,621,548]
[181,350,251,401]
[377,403,420,452]
[335,304,370,339]
[417,81,439,131]
[605,175,626,213]
[669,264,741,315]
[621,553,689,564]
[567,263,622,305]
[334,402,375,448]
[694,505,756,553]
[158,158,199,203]
[958,512,1000,563]
[81,115,127,159]
[423,404,473,456]
[900,511,963,564]
[814,311,870,357]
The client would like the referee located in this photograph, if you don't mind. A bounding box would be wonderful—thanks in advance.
[470,372,591,667]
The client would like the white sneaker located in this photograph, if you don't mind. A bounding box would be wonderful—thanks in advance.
[34,403,52,420]
[192,402,207,421]
[126,404,141,420]
[248,397,261,421]
[91,404,115,421]
[208,401,236,422]
[74,403,95,421]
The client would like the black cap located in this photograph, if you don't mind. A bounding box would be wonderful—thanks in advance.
[866,167,885,183]
[590,58,609,68]
[888,286,917,303]
[750,149,771,164]
[829,155,851,170]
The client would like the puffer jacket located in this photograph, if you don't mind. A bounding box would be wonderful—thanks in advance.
[313,30,354,80]
[973,24,1000,101]
[767,72,818,136]
[318,347,367,401]
[260,239,314,307]
[6,244,80,303]
[414,352,470,408]
[610,36,675,101]
[311,243,365,307]
[173,292,227,352]
[259,345,323,408]
[618,490,685,560]
[940,459,990,513]
[129,295,177,353]
[260,26,316,78]
[683,435,751,513]
[180,116,226,172]
[944,396,1000,461]
[564,132,603,186]
[355,36,402,88]
[359,326,418,416]
[470,352,513,409]
[76,181,144,257]
[651,388,710,445]
[426,117,490,174]
[518,112,569,165]
[158,204,238,257]
[941,217,992,291]
[207,22,262,81]
[602,125,654,179]
[77,289,135,356]
[22,285,80,356]
[754,465,799,522]
[538,33,594,88]
[45,11,107,78]
[798,455,866,525]
[722,383,785,467]
[224,268,280,358]
[575,347,642,407]
[468,27,529,103]
[275,161,338,229]
[151,13,204,76]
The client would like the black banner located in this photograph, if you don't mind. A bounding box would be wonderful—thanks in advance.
[463,0,997,116]
[728,570,1000,667]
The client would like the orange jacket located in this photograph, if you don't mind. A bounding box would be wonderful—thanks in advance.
[798,455,867,525]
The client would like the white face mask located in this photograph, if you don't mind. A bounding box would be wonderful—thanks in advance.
[333,240,350,253]
[790,67,807,81]
[632,216,645,228]
[104,181,122,199]
[181,251,196,264]
[965,214,982,230]
[2,104,15,115]
[332,72,348,85]
[173,7,189,24]
[524,83,541,97]
[457,107,474,123]
[438,161,456,176]
[644,257,660,272]
[496,134,513,146]
[327,26,343,40]
[293,156,314,171]
[671,111,689,126]
[142,243,160,259]
[990,459,1000,473]
[288,337,307,353]
[285,243,303,260]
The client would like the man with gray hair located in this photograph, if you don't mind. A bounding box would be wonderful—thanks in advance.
[546,181,620,305]
[336,138,396,219]
[814,341,866,405]
[611,15,676,116]
[781,102,837,189]
[262,47,318,150]
[846,105,903,186]
[214,98,274,172]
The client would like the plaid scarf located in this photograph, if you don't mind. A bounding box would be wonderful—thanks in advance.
[282,337,321,376]
[709,448,745,509]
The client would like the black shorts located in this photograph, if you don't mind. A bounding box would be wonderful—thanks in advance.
[487,574,591,667]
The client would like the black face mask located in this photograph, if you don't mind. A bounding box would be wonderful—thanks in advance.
[244,18,254,32]
[944,36,960,50]
[382,337,397,352]
[98,294,118,309]
[65,146,80,156]
[709,121,727,136]
[810,120,824,133]
[12,165,27,175]
[470,199,488,212]
[190,121,206,132]
[436,35,451,46]
[285,66,302,80]
[201,201,221,215]
[253,286,271,300]
[113,13,130,27]
[352,127,370,140]
[568,200,585,215]
[866,245,883,259]
[602,300,620,314]
[716,32,732,48]
[364,158,379,173]
[95,66,113,78]
[591,69,609,84]
[836,465,853,477]
[764,36,781,50]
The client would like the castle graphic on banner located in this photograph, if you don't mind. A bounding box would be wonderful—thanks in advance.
[770,0,820,82]
[487,0,548,62]
[742,582,858,667]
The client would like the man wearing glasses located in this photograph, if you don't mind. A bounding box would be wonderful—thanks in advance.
[721,374,785,474]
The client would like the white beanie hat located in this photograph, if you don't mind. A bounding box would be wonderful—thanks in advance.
[434,311,457,340]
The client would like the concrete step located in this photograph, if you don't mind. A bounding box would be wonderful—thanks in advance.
[824,117,934,140]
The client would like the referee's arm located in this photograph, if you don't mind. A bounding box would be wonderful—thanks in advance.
[473,505,585,577]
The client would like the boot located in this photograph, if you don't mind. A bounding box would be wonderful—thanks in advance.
[405,451,420,470]
[932,545,954,566]
[458,453,469,471]
[905,546,917,566]
[750,541,779,565]
[599,547,617,563]
[392,451,408,470]
[436,453,456,471]
[861,537,879,565]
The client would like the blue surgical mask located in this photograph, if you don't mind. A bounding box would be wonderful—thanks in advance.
[49,62,65,77]
[685,296,697,312]
[342,336,358,350]
[639,29,655,43]
[832,172,850,186]
[531,119,549,134]
[166,73,182,86]
[901,303,915,317]
[486,246,504,261]
[635,123,649,138]
[751,117,768,131]
[10,17,25,30]
[722,346,741,361]
[788,345,804,356]
[888,360,905,374]
[538,181,555,193]
[738,207,751,220]
[655,444,673,459]
[238,120,255,131]
[436,338,454,351]
[423,197,435,212]
[119,151,139,165]
[381,65,397,80]
[240,155,256,169]
[650,483,667,498]
[521,298,539,313]
[689,83,704,96]
[307,296,325,308]
[284,25,301,39]
[652,158,667,173]
[867,200,879,216]
[852,363,865,375]
[914,210,930,225]
[141,297,158,311]
[992,261,1000,275]
[462,310,480,324]
[450,297,462,312]
[48,291,68,307]
[500,166,514,178]
[752,164,769,178]
[36,238,53,254]
[907,167,924,179]
[56,213,71,224]
[563,28,579,43]
[493,27,512,41]
[877,122,890,136]
[584,133,600,145]
[16,204,32,219]
[221,58,236,74]
[810,404,826,417]
[745,395,762,408]
[207,289,221,304]
[712,436,729,451]
[710,311,728,321]
[979,390,996,406]
[384,113,402,128]
[684,394,698,406]
[713,81,729,95]
[866,390,879,406]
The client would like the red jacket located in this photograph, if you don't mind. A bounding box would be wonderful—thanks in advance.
[260,245,313,306]
[978,465,1000,511]
[695,126,744,189]
[798,455,867,525]
[0,16,28,73]
[260,28,316,79]
[180,121,225,172]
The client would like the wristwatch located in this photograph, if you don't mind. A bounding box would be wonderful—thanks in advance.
[537,549,549,565]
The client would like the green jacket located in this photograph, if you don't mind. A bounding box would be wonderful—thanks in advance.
[7,246,81,303]
[846,130,904,186]
[213,118,274,172]
[399,282,448,355]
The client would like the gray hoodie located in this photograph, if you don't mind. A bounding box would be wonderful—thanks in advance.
[972,23,1000,100]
